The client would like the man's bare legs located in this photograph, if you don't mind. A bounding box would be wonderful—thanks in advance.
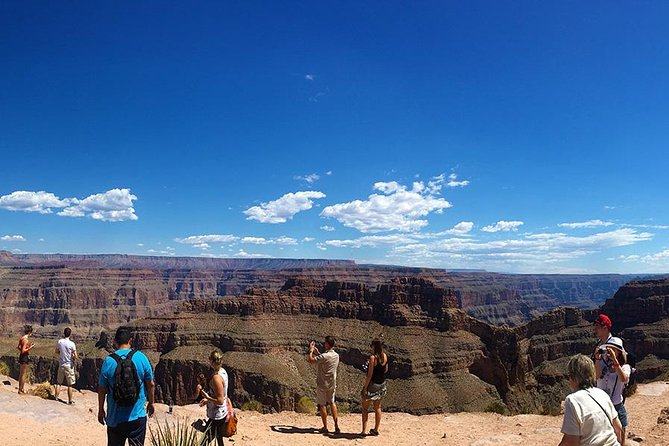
[318,402,340,433]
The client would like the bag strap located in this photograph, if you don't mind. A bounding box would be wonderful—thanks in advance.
[585,390,613,427]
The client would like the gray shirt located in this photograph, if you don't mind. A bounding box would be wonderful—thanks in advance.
[315,350,339,390]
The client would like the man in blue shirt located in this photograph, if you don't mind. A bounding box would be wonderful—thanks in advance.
[98,326,155,446]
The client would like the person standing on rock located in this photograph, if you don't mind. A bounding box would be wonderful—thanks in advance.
[307,336,340,434]
[360,338,388,436]
[55,326,79,405]
[17,324,34,395]
[559,354,623,446]
[592,314,631,445]
[97,326,155,446]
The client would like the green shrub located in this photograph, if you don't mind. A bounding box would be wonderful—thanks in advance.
[337,401,351,415]
[296,396,316,414]
[484,401,506,415]
[0,361,9,376]
[241,399,264,413]
[149,419,206,446]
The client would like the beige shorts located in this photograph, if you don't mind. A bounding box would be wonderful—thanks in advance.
[316,387,336,406]
[57,365,76,386]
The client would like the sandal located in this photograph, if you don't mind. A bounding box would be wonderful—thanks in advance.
[369,429,379,436]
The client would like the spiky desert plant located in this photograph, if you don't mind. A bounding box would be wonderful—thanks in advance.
[149,418,207,446]
[0,361,9,377]
[31,381,53,399]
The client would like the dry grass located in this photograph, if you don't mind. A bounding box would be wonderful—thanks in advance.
[31,381,53,400]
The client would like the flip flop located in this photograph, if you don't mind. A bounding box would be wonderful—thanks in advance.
[369,429,379,436]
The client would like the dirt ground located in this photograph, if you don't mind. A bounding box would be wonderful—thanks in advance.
[0,373,667,446]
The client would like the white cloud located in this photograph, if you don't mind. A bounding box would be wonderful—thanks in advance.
[316,243,327,251]
[320,225,336,232]
[294,173,320,184]
[445,221,474,235]
[0,189,138,221]
[388,228,653,270]
[325,171,332,176]
[325,234,418,249]
[232,249,271,258]
[302,237,315,242]
[481,220,524,233]
[240,236,298,245]
[305,74,315,81]
[1,235,26,242]
[137,243,144,247]
[244,191,326,223]
[193,243,210,250]
[0,191,70,214]
[558,219,614,229]
[320,177,452,233]
[446,173,470,188]
[175,234,239,245]
[56,188,138,221]
[618,249,669,268]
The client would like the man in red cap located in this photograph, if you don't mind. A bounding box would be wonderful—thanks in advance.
[592,313,630,445]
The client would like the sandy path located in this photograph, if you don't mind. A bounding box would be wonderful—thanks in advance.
[1,375,667,446]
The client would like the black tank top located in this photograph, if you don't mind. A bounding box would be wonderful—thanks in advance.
[371,355,387,384]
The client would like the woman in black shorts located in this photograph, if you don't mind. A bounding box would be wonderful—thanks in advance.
[17,325,34,394]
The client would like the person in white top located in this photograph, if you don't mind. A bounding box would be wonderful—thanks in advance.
[199,350,229,446]
[55,327,79,404]
[594,336,631,445]
[559,354,623,446]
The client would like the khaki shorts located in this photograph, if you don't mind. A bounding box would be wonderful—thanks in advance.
[57,365,76,386]
[316,387,336,406]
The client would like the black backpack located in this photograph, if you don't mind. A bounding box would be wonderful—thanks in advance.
[622,349,638,401]
[110,350,141,407]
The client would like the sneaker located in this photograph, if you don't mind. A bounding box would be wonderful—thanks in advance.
[68,401,75,405]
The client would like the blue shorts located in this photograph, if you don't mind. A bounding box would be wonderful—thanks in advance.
[614,403,628,428]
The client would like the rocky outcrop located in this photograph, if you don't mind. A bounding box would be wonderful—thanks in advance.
[0,261,638,334]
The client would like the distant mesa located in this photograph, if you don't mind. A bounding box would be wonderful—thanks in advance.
[0,251,356,270]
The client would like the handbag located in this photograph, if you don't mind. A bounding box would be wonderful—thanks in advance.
[224,398,237,437]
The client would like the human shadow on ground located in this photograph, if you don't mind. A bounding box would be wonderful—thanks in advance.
[270,426,365,440]
[270,425,322,435]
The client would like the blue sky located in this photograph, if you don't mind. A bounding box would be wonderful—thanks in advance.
[1,1,668,273]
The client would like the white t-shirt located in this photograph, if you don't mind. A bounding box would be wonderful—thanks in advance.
[57,338,76,368]
[314,350,339,390]
[561,387,620,446]
[597,364,631,405]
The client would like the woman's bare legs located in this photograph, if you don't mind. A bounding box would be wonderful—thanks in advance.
[373,400,382,432]
[360,399,370,434]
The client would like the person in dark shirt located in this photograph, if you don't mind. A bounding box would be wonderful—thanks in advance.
[360,338,388,436]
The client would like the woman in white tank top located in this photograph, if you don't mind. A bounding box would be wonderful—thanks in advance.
[199,350,229,446]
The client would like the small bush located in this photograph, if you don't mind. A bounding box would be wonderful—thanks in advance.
[0,361,9,376]
[484,401,506,415]
[337,402,351,415]
[241,399,264,413]
[31,381,53,400]
[149,419,206,446]
[296,396,316,414]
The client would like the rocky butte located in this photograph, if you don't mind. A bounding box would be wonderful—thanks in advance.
[1,263,668,416]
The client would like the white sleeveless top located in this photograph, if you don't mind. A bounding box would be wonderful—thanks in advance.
[206,368,229,420]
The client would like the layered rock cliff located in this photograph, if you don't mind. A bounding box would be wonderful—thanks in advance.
[3,276,669,415]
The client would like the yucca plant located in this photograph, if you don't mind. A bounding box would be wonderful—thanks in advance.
[149,418,208,446]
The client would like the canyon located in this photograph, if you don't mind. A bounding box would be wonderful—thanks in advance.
[1,252,668,416]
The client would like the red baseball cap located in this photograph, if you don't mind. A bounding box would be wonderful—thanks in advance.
[595,314,612,329]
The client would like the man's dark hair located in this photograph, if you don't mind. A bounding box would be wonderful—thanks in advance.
[64,327,72,338]
[114,326,134,346]
[24,325,33,335]
[325,336,336,348]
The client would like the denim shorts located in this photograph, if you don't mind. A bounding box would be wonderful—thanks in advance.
[614,403,628,428]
